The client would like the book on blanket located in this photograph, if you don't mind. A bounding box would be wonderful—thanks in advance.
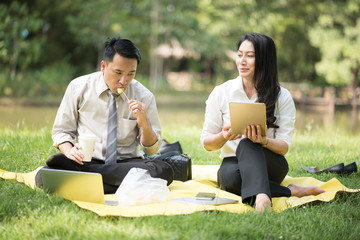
[41,168,117,205]
[170,196,238,205]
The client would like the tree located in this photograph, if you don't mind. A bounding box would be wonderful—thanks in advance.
[309,0,360,89]
[0,1,44,79]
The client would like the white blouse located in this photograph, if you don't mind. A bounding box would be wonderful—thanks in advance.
[200,76,296,158]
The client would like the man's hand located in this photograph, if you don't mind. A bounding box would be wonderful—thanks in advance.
[128,100,150,128]
[59,142,84,165]
[127,99,158,147]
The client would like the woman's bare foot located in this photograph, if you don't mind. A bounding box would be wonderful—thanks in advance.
[287,184,325,197]
[255,193,272,212]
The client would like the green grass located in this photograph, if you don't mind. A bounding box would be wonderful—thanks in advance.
[1,122,360,240]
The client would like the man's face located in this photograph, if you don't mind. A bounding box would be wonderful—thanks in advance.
[101,53,138,94]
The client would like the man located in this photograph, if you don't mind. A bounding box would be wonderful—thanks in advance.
[36,36,173,193]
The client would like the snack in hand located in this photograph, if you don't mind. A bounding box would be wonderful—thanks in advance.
[117,88,124,94]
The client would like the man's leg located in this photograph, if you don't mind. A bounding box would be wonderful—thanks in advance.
[89,158,174,194]
[37,154,174,194]
[45,153,90,171]
[35,153,90,188]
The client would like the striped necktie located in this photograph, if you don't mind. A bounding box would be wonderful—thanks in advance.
[105,90,117,164]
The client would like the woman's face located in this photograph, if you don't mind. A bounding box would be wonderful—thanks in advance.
[236,40,255,82]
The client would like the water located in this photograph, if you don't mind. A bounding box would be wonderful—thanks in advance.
[0,106,57,129]
[1,105,360,134]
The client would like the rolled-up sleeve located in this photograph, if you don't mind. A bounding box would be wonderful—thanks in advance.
[200,87,223,149]
[273,88,296,147]
[140,93,162,156]
[52,81,79,149]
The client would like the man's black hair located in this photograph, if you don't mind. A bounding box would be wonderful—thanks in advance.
[103,36,141,64]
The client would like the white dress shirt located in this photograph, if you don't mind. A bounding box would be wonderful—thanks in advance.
[52,71,162,161]
[200,76,296,158]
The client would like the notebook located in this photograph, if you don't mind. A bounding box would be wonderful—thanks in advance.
[229,102,267,136]
[170,197,238,206]
[41,168,117,205]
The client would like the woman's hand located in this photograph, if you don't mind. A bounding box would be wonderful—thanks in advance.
[244,124,267,145]
[203,125,241,151]
[222,125,242,141]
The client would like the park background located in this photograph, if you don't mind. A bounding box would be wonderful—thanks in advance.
[1,0,360,104]
[0,1,359,240]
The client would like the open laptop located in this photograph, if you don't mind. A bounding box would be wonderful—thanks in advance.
[41,168,117,206]
[229,102,267,136]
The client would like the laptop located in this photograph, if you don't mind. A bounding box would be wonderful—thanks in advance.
[229,102,267,136]
[41,168,117,206]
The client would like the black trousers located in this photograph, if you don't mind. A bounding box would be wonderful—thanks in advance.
[217,138,291,205]
[36,153,174,194]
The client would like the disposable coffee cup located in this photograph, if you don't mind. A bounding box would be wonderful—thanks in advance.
[78,135,96,162]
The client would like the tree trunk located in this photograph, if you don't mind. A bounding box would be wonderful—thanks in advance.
[11,30,19,80]
[351,67,359,110]
[150,0,161,91]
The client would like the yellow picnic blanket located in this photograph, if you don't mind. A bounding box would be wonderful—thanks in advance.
[1,165,359,217]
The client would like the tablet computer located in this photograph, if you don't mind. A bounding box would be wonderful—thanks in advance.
[229,102,267,136]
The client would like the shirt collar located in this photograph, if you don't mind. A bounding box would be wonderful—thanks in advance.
[237,75,245,93]
[96,72,109,97]
[236,75,258,101]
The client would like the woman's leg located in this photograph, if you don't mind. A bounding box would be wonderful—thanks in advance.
[218,139,325,210]
[217,155,273,211]
[218,140,291,201]
[262,145,325,197]
[236,139,276,203]
[236,138,292,211]
[236,139,324,204]
[262,147,292,198]
[287,184,325,197]
[217,157,242,196]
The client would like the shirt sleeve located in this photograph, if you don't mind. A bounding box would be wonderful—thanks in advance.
[273,88,296,147]
[52,81,79,149]
[200,87,223,149]
[140,93,162,156]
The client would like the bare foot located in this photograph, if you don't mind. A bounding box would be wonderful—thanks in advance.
[255,193,272,212]
[287,184,325,197]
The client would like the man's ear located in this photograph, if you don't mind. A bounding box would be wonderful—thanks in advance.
[100,60,106,72]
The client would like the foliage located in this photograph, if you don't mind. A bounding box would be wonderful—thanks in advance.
[309,0,360,87]
[0,0,359,97]
[0,1,45,79]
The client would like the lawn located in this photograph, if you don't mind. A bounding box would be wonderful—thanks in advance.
[0,114,359,239]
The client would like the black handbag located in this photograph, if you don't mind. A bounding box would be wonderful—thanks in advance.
[146,140,192,182]
[159,139,183,154]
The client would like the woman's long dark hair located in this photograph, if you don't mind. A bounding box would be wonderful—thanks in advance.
[237,33,280,129]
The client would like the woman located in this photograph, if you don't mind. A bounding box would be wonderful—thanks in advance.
[200,33,324,211]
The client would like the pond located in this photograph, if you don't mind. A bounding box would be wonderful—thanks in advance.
[1,104,360,135]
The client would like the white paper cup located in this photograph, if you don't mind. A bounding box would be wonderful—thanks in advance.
[78,135,96,162]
